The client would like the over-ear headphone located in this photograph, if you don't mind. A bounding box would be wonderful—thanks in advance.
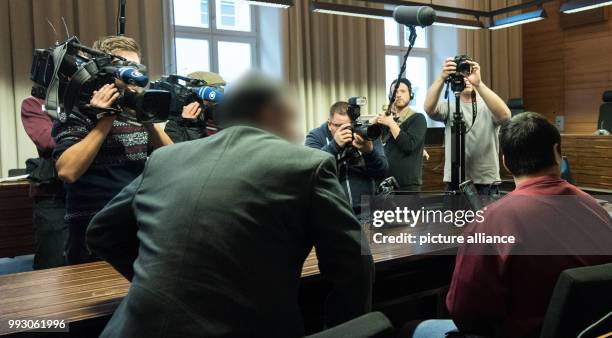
[389,78,415,102]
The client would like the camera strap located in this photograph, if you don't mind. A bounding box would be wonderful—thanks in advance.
[45,43,71,121]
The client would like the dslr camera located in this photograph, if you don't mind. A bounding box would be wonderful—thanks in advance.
[347,97,382,141]
[149,75,223,123]
[340,97,382,162]
[445,54,472,93]
[30,36,171,124]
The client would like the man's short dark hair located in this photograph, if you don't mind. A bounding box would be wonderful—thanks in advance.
[329,101,348,118]
[499,112,561,177]
[216,72,286,128]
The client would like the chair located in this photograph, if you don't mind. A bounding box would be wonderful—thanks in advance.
[7,168,27,177]
[539,263,612,338]
[507,98,525,117]
[578,311,612,338]
[305,312,394,338]
[597,90,612,133]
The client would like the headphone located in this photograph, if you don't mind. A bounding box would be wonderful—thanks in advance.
[388,78,415,102]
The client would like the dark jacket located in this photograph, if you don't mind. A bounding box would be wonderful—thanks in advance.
[164,118,208,143]
[305,122,388,213]
[383,113,427,190]
[87,126,374,338]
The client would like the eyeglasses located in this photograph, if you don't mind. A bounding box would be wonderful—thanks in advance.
[329,121,344,128]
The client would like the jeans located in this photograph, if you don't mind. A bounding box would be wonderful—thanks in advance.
[412,320,459,338]
[32,197,68,269]
[66,218,99,265]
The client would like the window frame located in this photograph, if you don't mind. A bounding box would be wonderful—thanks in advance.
[169,0,260,76]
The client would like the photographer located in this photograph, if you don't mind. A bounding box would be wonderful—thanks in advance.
[21,96,67,269]
[424,56,511,196]
[164,71,225,143]
[52,36,173,264]
[373,78,427,191]
[305,101,388,214]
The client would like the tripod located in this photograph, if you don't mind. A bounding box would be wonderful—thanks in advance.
[449,90,466,192]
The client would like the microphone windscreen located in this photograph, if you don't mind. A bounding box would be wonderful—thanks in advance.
[193,86,223,103]
[393,6,436,27]
[116,67,149,87]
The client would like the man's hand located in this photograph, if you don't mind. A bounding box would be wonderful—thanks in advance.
[466,61,482,88]
[423,149,430,161]
[375,114,396,127]
[438,57,456,81]
[91,84,120,109]
[352,134,374,154]
[334,123,353,148]
[181,102,202,120]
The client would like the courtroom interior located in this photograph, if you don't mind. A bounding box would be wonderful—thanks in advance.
[0,0,611,337]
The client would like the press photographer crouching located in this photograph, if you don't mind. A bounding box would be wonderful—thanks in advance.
[372,78,427,191]
[424,55,511,197]
[305,99,388,215]
[161,71,226,142]
[42,36,173,264]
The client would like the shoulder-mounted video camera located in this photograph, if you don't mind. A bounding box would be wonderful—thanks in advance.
[445,54,472,94]
[149,74,223,124]
[30,36,171,124]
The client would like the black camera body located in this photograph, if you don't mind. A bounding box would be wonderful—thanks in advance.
[150,75,221,123]
[30,37,171,124]
[347,96,382,141]
[445,54,472,93]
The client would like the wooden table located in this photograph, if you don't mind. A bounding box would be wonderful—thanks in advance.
[562,134,612,190]
[0,223,460,337]
[0,182,34,258]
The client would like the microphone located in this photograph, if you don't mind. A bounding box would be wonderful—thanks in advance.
[115,67,149,87]
[393,6,436,27]
[193,86,223,103]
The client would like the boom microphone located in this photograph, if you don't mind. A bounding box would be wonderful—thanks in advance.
[193,86,223,103]
[393,6,436,27]
[115,67,149,87]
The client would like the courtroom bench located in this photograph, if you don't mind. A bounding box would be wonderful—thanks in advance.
[0,182,34,259]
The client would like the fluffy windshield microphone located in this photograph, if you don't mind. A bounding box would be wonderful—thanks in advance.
[393,6,436,27]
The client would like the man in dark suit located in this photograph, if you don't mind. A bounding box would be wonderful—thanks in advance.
[87,72,374,338]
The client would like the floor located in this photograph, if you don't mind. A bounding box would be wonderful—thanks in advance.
[0,255,34,276]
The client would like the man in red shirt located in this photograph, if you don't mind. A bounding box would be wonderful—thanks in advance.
[411,112,612,338]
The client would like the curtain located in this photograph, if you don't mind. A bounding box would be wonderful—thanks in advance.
[281,0,386,135]
[0,0,164,177]
[456,0,523,101]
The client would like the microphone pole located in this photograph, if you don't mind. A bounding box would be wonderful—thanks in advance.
[386,26,417,117]
[118,0,127,36]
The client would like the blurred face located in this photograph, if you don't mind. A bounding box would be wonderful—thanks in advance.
[462,77,474,95]
[259,96,301,142]
[327,112,351,135]
[393,83,411,110]
[113,49,140,64]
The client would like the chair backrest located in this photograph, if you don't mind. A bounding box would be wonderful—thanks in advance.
[507,98,525,117]
[305,312,394,338]
[577,311,612,338]
[540,263,612,338]
[598,91,612,132]
[8,168,27,177]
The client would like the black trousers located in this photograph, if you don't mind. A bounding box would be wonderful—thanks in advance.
[32,197,68,269]
[66,217,99,265]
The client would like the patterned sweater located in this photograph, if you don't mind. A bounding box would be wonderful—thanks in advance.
[52,113,149,223]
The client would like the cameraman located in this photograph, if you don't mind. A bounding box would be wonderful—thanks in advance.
[424,56,511,196]
[305,101,388,214]
[52,36,173,264]
[373,78,427,191]
[164,71,225,143]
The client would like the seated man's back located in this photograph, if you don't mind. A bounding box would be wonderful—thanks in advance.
[446,112,612,338]
[87,75,374,338]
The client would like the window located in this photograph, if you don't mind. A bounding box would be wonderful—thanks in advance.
[384,19,430,114]
[172,0,257,83]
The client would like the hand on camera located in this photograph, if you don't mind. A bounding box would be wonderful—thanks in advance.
[91,84,120,109]
[466,61,482,88]
[375,114,395,127]
[334,123,353,148]
[439,57,457,80]
[182,102,202,120]
[352,134,374,154]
